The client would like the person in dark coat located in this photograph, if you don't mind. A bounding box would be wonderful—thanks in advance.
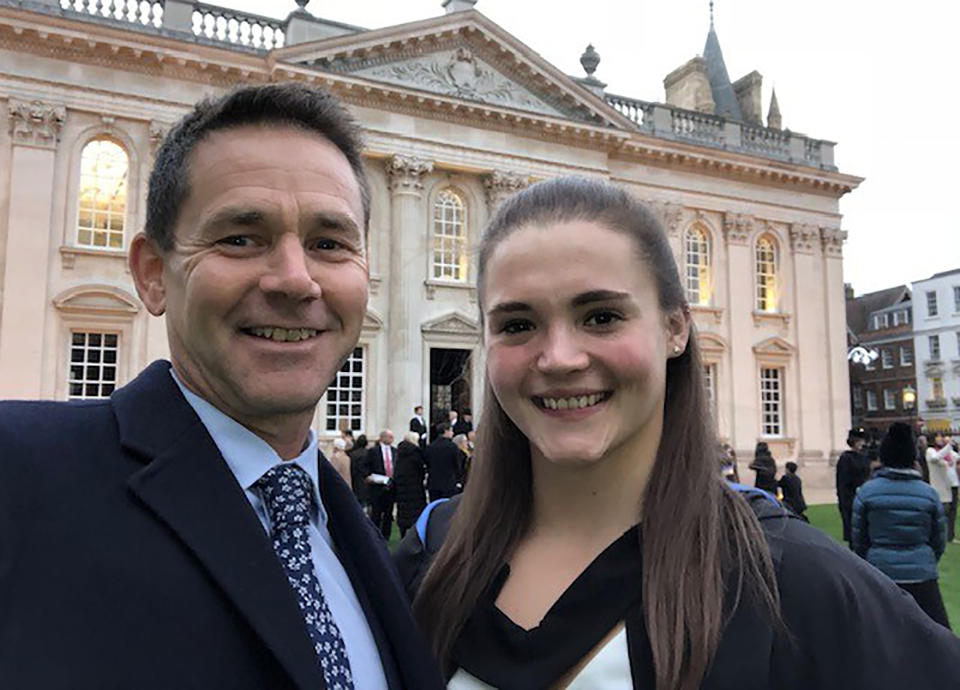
[395,432,428,538]
[778,461,807,521]
[853,423,950,629]
[348,433,370,511]
[409,405,428,449]
[425,423,462,502]
[749,441,778,494]
[836,427,870,545]
[363,429,398,540]
[453,409,473,437]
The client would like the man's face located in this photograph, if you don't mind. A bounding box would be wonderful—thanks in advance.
[147,125,367,428]
[382,431,394,446]
[415,407,423,416]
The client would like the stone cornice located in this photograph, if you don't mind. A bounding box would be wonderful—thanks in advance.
[8,96,64,148]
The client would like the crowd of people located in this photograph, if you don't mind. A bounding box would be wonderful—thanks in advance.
[2,82,959,689]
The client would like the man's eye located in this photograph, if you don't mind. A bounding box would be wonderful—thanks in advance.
[217,235,253,247]
[584,311,623,327]
[310,238,345,251]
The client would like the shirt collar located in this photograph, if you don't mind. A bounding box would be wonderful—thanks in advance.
[169,367,326,525]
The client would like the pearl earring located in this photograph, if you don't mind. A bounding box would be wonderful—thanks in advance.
[673,345,681,354]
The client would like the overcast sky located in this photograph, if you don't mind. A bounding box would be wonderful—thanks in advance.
[219,0,959,296]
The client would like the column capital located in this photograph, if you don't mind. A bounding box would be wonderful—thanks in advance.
[483,170,529,213]
[820,227,846,258]
[647,199,683,237]
[8,98,65,149]
[722,212,753,245]
[386,155,433,195]
[789,223,819,254]
[149,120,171,157]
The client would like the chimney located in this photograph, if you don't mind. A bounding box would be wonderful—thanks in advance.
[442,0,477,12]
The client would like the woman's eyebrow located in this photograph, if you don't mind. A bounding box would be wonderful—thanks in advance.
[571,290,631,307]
[487,301,531,316]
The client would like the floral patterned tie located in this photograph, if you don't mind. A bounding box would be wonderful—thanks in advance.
[256,463,354,690]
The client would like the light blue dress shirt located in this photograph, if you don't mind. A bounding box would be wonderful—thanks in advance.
[170,370,388,690]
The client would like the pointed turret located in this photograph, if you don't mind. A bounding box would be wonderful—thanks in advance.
[767,88,782,130]
[702,5,742,120]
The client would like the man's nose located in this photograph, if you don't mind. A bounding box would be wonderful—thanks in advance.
[536,325,590,374]
[259,235,322,300]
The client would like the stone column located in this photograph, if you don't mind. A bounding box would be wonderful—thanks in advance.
[722,212,754,460]
[482,170,529,216]
[788,224,825,463]
[0,99,65,398]
[820,227,851,460]
[385,155,433,432]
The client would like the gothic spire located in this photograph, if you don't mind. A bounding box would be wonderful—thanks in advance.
[767,87,782,130]
[702,4,742,120]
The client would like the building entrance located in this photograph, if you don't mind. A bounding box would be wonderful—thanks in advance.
[429,347,472,441]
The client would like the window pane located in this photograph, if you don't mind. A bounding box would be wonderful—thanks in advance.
[77,139,128,249]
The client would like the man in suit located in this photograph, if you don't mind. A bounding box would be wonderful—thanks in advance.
[452,408,473,437]
[0,83,441,690]
[409,405,427,449]
[425,423,464,502]
[364,429,398,539]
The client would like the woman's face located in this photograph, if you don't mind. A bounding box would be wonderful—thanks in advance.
[482,220,688,467]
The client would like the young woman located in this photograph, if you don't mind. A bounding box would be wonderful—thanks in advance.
[396,177,960,689]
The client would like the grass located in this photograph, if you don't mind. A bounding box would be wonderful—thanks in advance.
[806,503,960,627]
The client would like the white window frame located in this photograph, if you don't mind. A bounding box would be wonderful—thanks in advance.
[881,348,893,369]
[759,367,784,436]
[900,345,913,366]
[324,346,365,433]
[927,290,939,318]
[685,225,712,306]
[755,236,778,313]
[930,334,941,361]
[883,389,896,410]
[67,330,121,400]
[866,390,878,411]
[76,138,129,251]
[431,189,468,283]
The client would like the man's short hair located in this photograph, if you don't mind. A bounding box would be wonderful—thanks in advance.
[437,422,451,434]
[147,82,370,251]
[785,461,798,473]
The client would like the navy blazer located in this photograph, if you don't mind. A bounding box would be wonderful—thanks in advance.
[0,361,443,690]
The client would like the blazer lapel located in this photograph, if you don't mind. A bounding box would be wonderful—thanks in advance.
[114,362,324,690]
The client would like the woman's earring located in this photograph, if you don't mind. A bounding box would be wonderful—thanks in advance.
[673,345,682,354]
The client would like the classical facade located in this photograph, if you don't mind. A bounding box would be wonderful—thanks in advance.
[845,284,917,440]
[0,0,861,482]
[912,268,960,432]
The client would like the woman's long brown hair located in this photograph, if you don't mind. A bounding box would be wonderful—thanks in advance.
[413,177,780,689]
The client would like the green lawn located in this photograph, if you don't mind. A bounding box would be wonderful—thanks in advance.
[806,503,960,627]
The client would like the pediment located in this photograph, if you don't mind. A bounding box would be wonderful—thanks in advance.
[275,12,629,127]
[698,332,727,354]
[752,336,795,357]
[421,311,480,336]
[362,308,384,331]
[52,285,139,315]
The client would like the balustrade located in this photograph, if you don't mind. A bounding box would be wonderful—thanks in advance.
[741,123,790,158]
[60,0,163,27]
[192,2,285,49]
[670,108,723,144]
[605,93,651,129]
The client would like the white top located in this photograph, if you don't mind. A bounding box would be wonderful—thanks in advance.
[926,445,957,501]
[448,627,632,689]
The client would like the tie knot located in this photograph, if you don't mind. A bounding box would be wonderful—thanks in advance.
[256,462,315,530]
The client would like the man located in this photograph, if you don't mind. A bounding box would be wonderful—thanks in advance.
[453,408,473,437]
[364,429,398,539]
[425,423,463,502]
[409,405,427,449]
[926,433,958,542]
[0,84,441,690]
[836,427,870,546]
[778,461,808,522]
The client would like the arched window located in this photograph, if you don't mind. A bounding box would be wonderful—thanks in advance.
[684,225,712,305]
[432,189,468,282]
[77,139,128,249]
[755,235,778,312]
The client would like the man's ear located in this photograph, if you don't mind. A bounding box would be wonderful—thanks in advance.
[666,305,692,356]
[129,232,167,316]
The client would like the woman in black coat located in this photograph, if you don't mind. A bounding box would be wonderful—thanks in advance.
[750,441,778,494]
[395,432,428,538]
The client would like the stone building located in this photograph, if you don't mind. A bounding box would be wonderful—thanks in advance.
[845,284,917,441]
[911,268,960,433]
[0,0,861,482]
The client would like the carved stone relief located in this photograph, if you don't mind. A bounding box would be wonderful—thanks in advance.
[789,223,819,254]
[483,170,529,213]
[722,212,753,244]
[820,227,846,258]
[647,199,684,237]
[386,155,434,194]
[355,48,564,117]
[8,98,66,149]
[149,120,171,156]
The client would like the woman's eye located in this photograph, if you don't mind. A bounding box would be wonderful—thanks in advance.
[584,311,623,327]
[501,320,534,335]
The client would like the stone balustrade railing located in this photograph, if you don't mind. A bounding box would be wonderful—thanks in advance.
[603,92,835,170]
[191,1,285,50]
[59,0,162,27]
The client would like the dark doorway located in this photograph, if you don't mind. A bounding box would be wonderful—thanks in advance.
[429,348,472,440]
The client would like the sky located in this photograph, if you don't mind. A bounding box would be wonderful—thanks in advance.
[218,0,960,296]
